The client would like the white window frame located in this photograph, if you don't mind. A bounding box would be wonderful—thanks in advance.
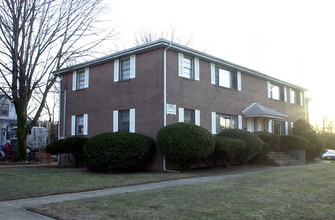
[71,114,88,136]
[211,64,240,90]
[178,53,199,81]
[215,113,238,133]
[179,107,200,125]
[114,55,136,82]
[290,88,296,104]
[72,68,89,91]
[113,109,135,133]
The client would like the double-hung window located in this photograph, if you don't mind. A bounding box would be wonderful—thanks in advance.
[114,55,136,82]
[178,53,199,80]
[72,68,89,90]
[178,108,200,125]
[71,114,88,136]
[184,109,195,124]
[216,114,237,132]
[0,104,9,116]
[211,64,241,90]
[183,56,193,79]
[211,112,242,134]
[267,81,287,101]
[77,70,85,89]
[215,67,237,89]
[290,88,302,105]
[121,58,131,80]
[113,109,135,132]
[119,110,130,132]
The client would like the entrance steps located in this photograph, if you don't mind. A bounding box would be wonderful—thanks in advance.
[264,152,302,166]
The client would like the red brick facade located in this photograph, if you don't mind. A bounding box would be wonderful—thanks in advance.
[58,40,307,170]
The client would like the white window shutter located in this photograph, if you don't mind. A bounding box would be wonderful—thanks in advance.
[194,58,199,81]
[71,115,76,136]
[285,121,288,135]
[83,114,88,135]
[238,115,243,129]
[72,71,77,91]
[130,55,136,79]
[267,81,271,98]
[130,108,135,133]
[300,91,303,106]
[113,110,118,132]
[211,112,216,134]
[237,71,242,91]
[178,108,184,122]
[211,63,216,85]
[114,59,119,82]
[195,109,200,126]
[178,53,184,77]
[289,88,293,103]
[284,86,287,102]
[84,68,89,88]
[268,120,272,133]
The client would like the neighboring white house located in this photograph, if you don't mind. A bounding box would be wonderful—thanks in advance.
[0,94,17,145]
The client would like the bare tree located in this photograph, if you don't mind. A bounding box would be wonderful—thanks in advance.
[133,26,193,47]
[0,0,114,160]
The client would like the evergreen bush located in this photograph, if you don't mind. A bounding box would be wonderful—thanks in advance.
[280,135,311,153]
[217,129,264,164]
[254,131,281,160]
[206,136,246,167]
[46,137,88,165]
[83,132,154,172]
[157,122,215,170]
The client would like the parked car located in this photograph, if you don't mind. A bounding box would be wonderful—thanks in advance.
[322,150,335,160]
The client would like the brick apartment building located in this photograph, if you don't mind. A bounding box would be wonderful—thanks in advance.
[56,39,308,170]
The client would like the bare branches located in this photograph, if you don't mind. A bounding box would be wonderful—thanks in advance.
[0,0,114,158]
[133,26,193,47]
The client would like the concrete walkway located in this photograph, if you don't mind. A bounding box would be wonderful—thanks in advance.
[0,165,286,220]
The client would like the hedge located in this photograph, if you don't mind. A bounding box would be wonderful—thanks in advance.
[206,136,246,167]
[46,137,88,165]
[280,135,311,153]
[217,129,264,164]
[254,131,280,160]
[83,132,154,172]
[157,122,215,170]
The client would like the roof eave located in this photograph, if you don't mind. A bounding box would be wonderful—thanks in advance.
[54,38,307,91]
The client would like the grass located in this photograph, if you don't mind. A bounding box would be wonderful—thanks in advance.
[0,166,199,201]
[30,163,335,220]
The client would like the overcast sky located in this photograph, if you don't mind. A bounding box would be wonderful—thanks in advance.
[105,0,335,126]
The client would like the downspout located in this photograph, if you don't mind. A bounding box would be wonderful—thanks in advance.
[57,75,63,140]
[162,43,179,173]
[57,74,63,165]
[63,89,67,138]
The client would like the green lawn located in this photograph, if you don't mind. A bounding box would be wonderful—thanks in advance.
[0,166,199,201]
[30,163,335,220]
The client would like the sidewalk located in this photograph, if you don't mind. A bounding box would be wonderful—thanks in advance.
[0,165,286,220]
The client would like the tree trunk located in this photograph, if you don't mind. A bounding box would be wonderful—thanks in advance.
[15,99,28,161]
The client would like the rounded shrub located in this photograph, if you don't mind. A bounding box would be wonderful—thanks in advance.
[280,135,311,153]
[157,122,215,170]
[83,132,154,172]
[46,137,88,165]
[254,131,281,161]
[217,129,264,164]
[306,133,324,160]
[206,136,246,167]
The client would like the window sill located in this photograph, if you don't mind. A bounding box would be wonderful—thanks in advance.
[213,84,238,92]
[179,76,196,82]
